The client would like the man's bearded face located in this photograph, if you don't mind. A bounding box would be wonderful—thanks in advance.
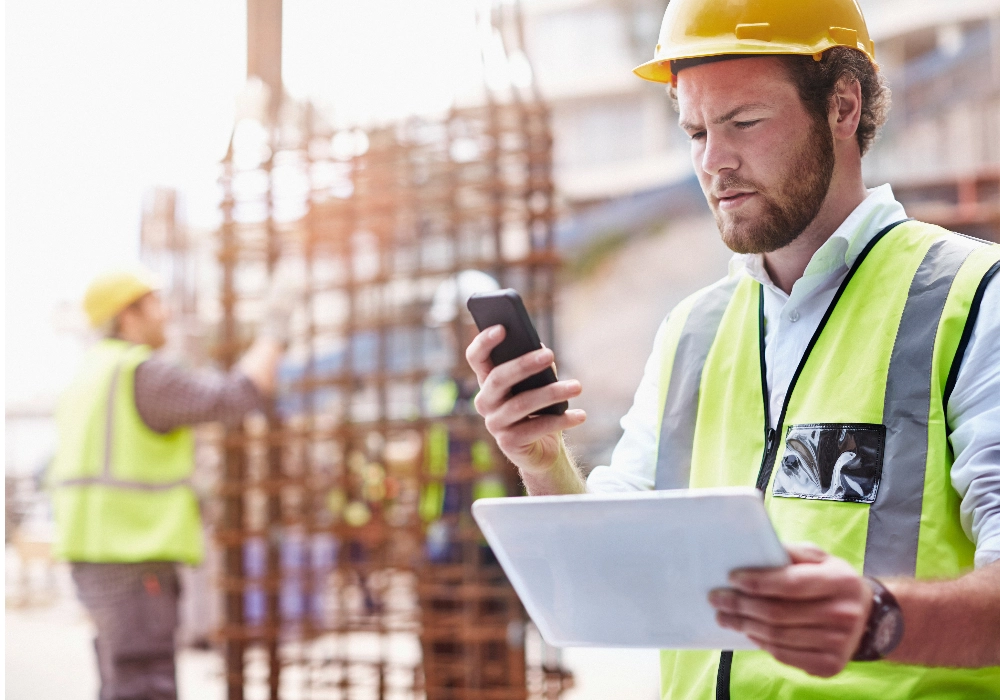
[676,56,837,255]
[712,116,835,255]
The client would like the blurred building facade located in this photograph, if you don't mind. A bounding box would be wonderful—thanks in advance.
[866,2,1000,241]
[521,0,688,204]
[865,1,1000,183]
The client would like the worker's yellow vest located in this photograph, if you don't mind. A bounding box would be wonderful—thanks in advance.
[653,222,1000,698]
[49,339,203,564]
[419,376,504,523]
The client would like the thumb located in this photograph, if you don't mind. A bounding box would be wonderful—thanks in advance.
[785,541,828,565]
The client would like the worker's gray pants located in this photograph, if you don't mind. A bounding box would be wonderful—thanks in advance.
[71,562,180,700]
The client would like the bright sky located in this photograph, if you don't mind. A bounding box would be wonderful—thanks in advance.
[6,0,488,407]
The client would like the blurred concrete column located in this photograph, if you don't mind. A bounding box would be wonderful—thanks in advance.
[247,0,282,118]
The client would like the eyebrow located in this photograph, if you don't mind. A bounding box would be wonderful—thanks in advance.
[679,102,770,132]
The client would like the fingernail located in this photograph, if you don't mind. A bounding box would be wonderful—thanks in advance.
[717,614,741,632]
[488,326,502,339]
[709,589,735,610]
[537,350,553,365]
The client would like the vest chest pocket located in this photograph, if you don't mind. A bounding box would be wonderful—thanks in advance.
[773,424,885,503]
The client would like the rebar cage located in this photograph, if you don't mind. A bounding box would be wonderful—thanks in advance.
[133,6,574,696]
[209,89,570,700]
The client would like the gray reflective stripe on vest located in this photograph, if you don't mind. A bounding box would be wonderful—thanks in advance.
[55,353,192,492]
[864,236,983,577]
[55,475,193,490]
[655,277,740,489]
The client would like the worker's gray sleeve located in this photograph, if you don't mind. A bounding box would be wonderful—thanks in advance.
[947,274,1000,569]
[133,358,267,433]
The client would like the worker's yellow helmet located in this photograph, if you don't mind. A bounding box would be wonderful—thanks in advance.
[633,0,875,86]
[83,266,162,328]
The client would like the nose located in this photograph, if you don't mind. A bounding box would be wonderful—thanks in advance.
[699,131,739,178]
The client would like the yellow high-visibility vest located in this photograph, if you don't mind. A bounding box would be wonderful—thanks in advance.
[653,222,1000,698]
[49,339,202,564]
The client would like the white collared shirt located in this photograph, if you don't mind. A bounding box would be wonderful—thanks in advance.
[587,185,1000,568]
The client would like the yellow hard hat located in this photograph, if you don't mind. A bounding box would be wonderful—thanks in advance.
[633,0,875,85]
[83,266,162,328]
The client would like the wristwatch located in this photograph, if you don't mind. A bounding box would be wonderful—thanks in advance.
[852,577,905,661]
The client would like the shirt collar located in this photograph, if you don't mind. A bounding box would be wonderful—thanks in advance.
[729,184,908,291]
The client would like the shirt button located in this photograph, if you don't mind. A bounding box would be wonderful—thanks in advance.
[788,309,800,323]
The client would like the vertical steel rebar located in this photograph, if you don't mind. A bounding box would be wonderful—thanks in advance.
[218,142,247,700]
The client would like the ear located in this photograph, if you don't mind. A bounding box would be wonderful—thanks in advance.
[829,77,862,144]
[115,305,138,333]
[116,298,147,333]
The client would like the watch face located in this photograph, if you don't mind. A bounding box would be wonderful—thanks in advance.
[873,606,904,654]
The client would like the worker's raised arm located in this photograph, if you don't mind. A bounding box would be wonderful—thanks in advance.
[466,325,587,495]
[238,259,301,396]
[237,335,283,396]
[134,266,295,434]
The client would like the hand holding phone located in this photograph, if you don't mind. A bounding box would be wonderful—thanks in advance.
[464,288,587,494]
[466,289,567,416]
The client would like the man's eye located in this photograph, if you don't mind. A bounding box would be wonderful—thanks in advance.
[688,131,706,141]
[735,120,761,129]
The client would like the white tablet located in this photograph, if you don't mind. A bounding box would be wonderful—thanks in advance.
[472,486,789,649]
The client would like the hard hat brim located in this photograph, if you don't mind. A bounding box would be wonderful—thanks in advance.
[634,42,876,85]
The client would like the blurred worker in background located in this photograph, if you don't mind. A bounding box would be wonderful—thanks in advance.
[469,0,1000,696]
[48,265,292,700]
[421,270,510,562]
[419,270,526,692]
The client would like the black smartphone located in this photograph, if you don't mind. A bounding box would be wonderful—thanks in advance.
[466,289,568,416]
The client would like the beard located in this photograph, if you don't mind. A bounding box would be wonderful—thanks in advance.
[710,118,835,255]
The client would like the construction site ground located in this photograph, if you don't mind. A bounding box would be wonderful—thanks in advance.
[5,560,659,699]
